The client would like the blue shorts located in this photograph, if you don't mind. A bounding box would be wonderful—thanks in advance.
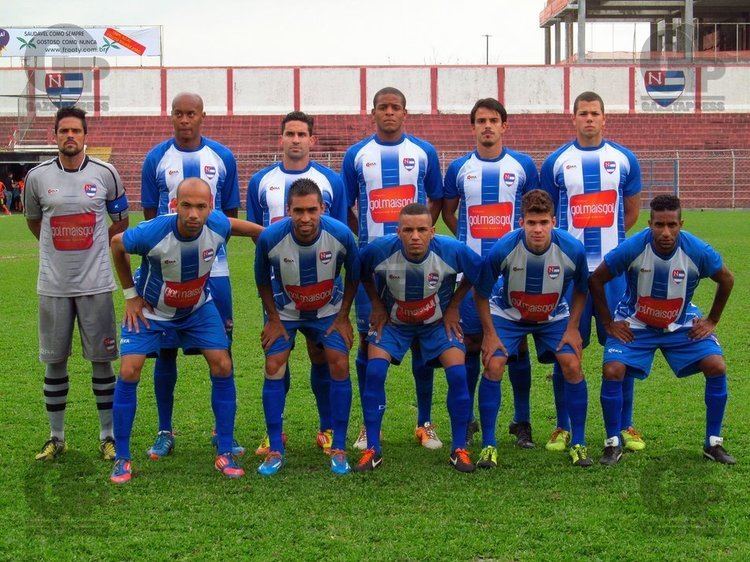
[491,315,575,364]
[566,273,625,348]
[603,327,723,379]
[120,300,229,357]
[459,290,482,336]
[355,284,371,334]
[368,321,465,367]
[266,314,349,357]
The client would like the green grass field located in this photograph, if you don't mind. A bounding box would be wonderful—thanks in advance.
[1,210,749,561]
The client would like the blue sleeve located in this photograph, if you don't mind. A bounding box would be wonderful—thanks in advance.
[122,221,154,256]
[424,146,443,200]
[457,243,484,287]
[603,234,642,277]
[140,150,160,210]
[246,172,263,224]
[218,149,240,211]
[698,241,723,278]
[622,149,642,198]
[359,244,374,281]
[329,173,349,224]
[341,148,359,209]
[254,234,272,287]
[443,160,459,200]
[213,211,232,241]
[539,155,559,212]
[476,236,512,298]
[573,246,589,293]
[521,155,540,192]
[343,231,361,282]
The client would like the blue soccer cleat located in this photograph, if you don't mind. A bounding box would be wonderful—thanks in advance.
[257,451,284,476]
[211,429,246,457]
[214,453,245,479]
[110,458,132,484]
[147,431,174,461]
[330,449,351,475]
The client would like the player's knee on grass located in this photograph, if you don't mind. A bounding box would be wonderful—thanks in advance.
[603,361,626,381]
[484,356,506,381]
[204,350,233,376]
[464,333,482,354]
[556,353,583,383]
[326,349,350,381]
[700,355,726,377]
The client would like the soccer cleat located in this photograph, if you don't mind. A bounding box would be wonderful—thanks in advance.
[545,428,571,452]
[316,429,333,454]
[110,459,132,484]
[620,426,646,452]
[35,436,67,461]
[99,437,116,461]
[600,437,623,466]
[352,448,383,473]
[703,436,736,465]
[255,432,287,456]
[465,419,481,446]
[449,448,476,473]
[476,445,498,469]
[257,451,284,476]
[569,444,593,467]
[509,421,535,449]
[147,430,174,460]
[330,449,351,475]
[353,426,368,451]
[415,422,443,450]
[211,429,246,457]
[215,453,245,478]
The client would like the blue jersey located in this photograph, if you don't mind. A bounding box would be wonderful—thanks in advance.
[444,148,539,257]
[141,137,240,277]
[480,229,588,323]
[342,134,443,246]
[246,160,347,227]
[604,228,723,332]
[123,211,231,321]
[360,235,483,326]
[254,215,360,321]
[541,140,641,271]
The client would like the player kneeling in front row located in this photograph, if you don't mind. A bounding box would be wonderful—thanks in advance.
[108,178,263,483]
[255,179,360,476]
[476,190,592,468]
[590,194,735,466]
[355,203,484,473]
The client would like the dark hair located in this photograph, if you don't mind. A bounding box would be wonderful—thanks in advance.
[650,194,681,217]
[573,91,605,115]
[287,178,322,206]
[54,106,87,134]
[521,189,555,217]
[373,87,406,109]
[470,98,507,124]
[399,202,430,218]
[281,111,314,135]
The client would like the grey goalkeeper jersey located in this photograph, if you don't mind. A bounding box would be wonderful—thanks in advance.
[24,156,129,297]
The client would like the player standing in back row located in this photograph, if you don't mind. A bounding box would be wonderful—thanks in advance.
[342,86,444,450]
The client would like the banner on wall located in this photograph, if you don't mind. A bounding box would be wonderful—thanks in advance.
[0,26,161,57]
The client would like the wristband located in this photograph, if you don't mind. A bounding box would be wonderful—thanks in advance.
[123,287,138,300]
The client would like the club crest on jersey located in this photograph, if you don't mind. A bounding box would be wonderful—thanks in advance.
[427,272,439,288]
[83,183,97,198]
[672,269,686,284]
[204,165,216,180]
[547,265,561,279]
[503,172,516,186]
[202,249,215,262]
[403,157,415,171]
[319,251,332,264]
[604,161,616,174]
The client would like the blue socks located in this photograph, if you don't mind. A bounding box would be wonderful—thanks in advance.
[153,348,178,432]
[355,348,368,399]
[600,378,623,442]
[444,365,470,451]
[705,374,727,447]
[113,378,139,460]
[330,378,352,451]
[412,350,434,426]
[310,363,332,431]
[478,377,501,447]
[262,378,286,454]
[508,352,531,424]
[552,362,571,431]
[363,358,389,453]
[465,352,481,422]
[210,374,236,455]
[620,376,635,431]
[282,364,291,394]
[564,379,588,446]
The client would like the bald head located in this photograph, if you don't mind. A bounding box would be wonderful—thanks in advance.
[176,177,212,203]
[172,92,204,112]
[171,93,205,149]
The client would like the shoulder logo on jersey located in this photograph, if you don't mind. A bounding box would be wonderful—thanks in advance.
[269,185,281,191]
[569,190,617,229]
[427,272,439,288]
[47,188,59,195]
[163,258,177,265]
[204,165,216,180]
[634,295,683,328]
[83,183,97,198]
[403,157,415,171]
[319,251,332,264]
[468,202,513,239]
[503,172,516,187]
[509,291,560,322]
[603,161,617,174]
[388,273,400,280]
[202,249,215,262]
[49,212,96,251]
[547,265,561,279]
[283,257,295,263]
[365,162,377,168]
[164,273,209,308]
[285,279,334,311]
[168,169,179,176]
[565,164,577,170]
[672,269,685,284]
[369,185,416,223]
[395,295,437,324]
